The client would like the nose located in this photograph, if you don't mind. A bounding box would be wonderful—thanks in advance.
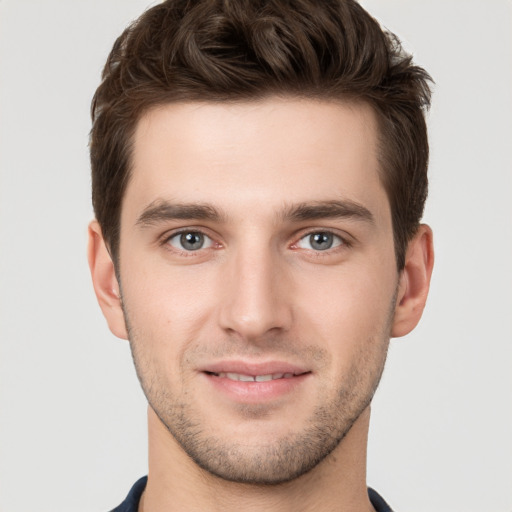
[218,245,293,341]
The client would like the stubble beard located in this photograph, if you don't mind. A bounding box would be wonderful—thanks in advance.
[122,296,394,485]
[126,341,390,484]
[150,367,384,485]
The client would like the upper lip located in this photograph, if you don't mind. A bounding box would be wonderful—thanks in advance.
[200,360,310,376]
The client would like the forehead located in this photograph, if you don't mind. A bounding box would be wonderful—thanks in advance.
[125,97,389,226]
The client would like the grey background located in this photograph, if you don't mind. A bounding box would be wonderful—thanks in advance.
[1,1,511,510]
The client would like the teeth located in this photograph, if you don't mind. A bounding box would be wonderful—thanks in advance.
[255,374,272,382]
[216,372,294,382]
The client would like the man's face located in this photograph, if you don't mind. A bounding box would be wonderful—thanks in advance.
[117,98,399,483]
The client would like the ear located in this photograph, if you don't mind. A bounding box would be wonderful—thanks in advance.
[392,224,434,338]
[87,220,128,340]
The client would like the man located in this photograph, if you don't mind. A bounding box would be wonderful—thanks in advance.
[87,0,434,510]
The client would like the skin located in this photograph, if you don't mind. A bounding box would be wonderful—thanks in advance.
[89,98,434,512]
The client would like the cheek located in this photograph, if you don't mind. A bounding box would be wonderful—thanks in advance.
[120,258,219,350]
[120,268,216,398]
[294,261,397,353]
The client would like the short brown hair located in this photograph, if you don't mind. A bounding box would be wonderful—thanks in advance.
[90,0,432,269]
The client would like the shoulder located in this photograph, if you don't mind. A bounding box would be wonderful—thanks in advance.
[368,487,394,512]
[109,476,147,512]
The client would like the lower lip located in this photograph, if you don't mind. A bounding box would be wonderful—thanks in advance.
[202,372,311,403]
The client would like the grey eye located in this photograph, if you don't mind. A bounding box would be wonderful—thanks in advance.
[168,231,212,251]
[297,232,343,251]
[309,232,334,250]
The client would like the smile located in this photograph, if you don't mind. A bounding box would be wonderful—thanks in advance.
[201,362,311,402]
[211,372,297,382]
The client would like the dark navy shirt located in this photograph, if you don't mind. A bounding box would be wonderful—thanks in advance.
[110,476,394,511]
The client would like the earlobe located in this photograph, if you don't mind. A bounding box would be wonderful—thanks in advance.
[87,220,128,340]
[391,224,434,338]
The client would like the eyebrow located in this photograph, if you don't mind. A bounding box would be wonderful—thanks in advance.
[282,200,375,224]
[135,198,374,228]
[136,200,225,227]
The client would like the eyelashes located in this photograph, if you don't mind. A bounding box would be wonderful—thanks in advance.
[293,231,346,251]
[160,228,352,258]
[166,231,214,252]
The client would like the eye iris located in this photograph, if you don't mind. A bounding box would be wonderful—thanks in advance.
[310,232,333,250]
[180,232,204,250]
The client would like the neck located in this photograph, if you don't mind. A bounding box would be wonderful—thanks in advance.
[140,406,375,512]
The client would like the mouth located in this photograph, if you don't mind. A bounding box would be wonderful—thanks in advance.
[200,363,311,403]
[205,371,306,382]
